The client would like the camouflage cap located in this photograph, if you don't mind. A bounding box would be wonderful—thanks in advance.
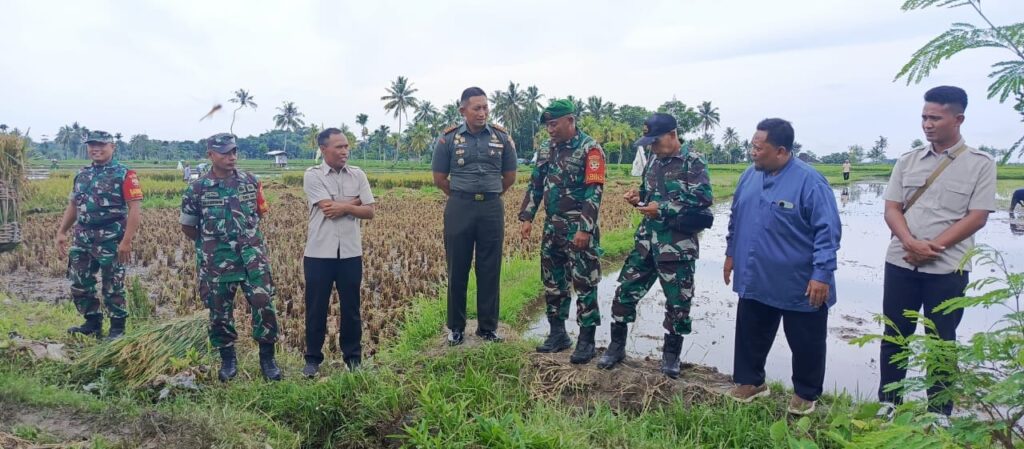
[206,133,238,154]
[540,99,576,124]
[83,130,115,144]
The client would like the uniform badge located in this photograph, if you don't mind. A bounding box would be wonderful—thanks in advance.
[457,158,465,166]
[455,148,465,156]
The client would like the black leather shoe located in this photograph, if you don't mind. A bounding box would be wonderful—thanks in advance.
[475,330,503,343]
[448,329,465,346]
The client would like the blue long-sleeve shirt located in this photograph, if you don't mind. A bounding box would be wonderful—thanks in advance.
[725,157,842,312]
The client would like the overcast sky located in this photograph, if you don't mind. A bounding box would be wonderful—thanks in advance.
[2,0,1021,158]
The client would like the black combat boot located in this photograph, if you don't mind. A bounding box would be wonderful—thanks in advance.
[104,317,126,341]
[536,318,572,353]
[660,333,684,379]
[569,325,597,364]
[259,343,282,381]
[597,322,627,369]
[218,346,238,382]
[68,315,103,338]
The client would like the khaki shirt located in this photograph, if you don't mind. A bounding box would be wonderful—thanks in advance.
[303,163,375,259]
[883,139,996,273]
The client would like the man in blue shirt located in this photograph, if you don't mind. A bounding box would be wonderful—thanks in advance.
[723,118,842,415]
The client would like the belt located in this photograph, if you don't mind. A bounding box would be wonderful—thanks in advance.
[451,191,500,201]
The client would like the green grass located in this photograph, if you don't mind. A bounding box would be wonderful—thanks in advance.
[2,162,996,448]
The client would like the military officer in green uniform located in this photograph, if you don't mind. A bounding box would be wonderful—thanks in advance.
[597,113,714,378]
[56,130,143,341]
[432,87,517,346]
[180,133,281,381]
[519,99,605,364]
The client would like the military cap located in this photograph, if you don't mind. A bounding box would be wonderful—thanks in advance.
[635,113,678,147]
[83,130,115,144]
[206,133,238,153]
[540,99,576,123]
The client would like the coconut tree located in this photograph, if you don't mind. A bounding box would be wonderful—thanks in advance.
[273,101,306,156]
[414,101,440,134]
[492,81,525,133]
[228,89,258,134]
[406,122,432,160]
[442,101,461,126]
[722,127,740,150]
[380,76,419,164]
[697,101,720,135]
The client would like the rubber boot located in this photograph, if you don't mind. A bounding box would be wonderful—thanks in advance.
[218,346,237,382]
[569,325,597,364]
[660,333,684,379]
[105,317,126,341]
[68,315,103,338]
[535,318,572,353]
[597,322,627,369]
[259,343,282,381]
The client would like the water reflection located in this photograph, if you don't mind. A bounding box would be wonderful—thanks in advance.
[526,181,1024,399]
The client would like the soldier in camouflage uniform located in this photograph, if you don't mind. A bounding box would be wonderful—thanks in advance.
[180,133,281,381]
[56,130,143,341]
[519,99,605,364]
[597,114,714,378]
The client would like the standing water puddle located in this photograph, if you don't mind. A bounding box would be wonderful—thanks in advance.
[526,181,1024,399]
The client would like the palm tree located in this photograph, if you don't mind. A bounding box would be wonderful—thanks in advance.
[414,101,440,134]
[565,95,586,115]
[273,101,306,156]
[406,122,432,160]
[380,76,419,164]
[697,101,720,135]
[228,89,258,134]
[0,124,7,134]
[720,126,737,148]
[492,81,526,134]
[523,86,544,153]
[356,113,369,141]
[374,125,391,161]
[442,101,461,126]
[55,126,73,159]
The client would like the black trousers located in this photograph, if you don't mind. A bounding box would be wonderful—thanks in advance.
[880,263,967,415]
[733,298,829,401]
[444,195,504,332]
[303,256,362,364]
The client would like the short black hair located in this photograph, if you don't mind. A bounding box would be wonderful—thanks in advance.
[756,118,794,151]
[460,87,487,105]
[317,128,344,147]
[924,85,968,113]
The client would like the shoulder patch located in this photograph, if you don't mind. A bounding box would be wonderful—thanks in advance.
[442,124,459,135]
[489,123,507,134]
[584,147,606,185]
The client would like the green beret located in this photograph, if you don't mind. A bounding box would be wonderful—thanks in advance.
[540,99,576,124]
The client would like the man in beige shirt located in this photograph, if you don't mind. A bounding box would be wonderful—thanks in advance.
[880,86,996,416]
[302,128,376,377]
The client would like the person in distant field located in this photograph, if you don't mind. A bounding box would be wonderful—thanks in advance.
[56,130,143,341]
[431,87,517,346]
[842,160,851,181]
[183,162,192,182]
[878,86,996,416]
[1009,188,1024,218]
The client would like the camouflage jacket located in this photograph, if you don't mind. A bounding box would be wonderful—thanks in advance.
[518,130,605,234]
[180,170,270,283]
[70,161,139,230]
[635,148,713,261]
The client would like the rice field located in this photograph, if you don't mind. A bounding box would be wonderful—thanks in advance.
[0,172,639,358]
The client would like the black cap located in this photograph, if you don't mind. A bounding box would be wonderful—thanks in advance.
[634,113,677,147]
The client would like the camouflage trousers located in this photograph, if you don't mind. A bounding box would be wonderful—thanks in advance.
[541,221,601,326]
[199,270,279,349]
[68,231,127,319]
[611,242,695,335]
